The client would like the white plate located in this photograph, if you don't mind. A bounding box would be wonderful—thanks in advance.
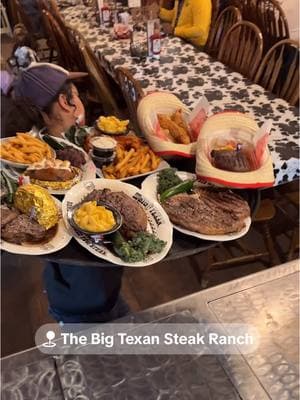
[0,136,55,169]
[48,160,96,196]
[96,160,170,181]
[62,179,173,267]
[1,198,72,255]
[141,171,251,242]
[1,137,97,196]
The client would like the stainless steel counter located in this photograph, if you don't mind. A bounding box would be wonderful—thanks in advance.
[2,260,299,400]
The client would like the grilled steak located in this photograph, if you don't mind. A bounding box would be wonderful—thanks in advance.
[56,146,86,168]
[84,189,147,237]
[1,214,47,244]
[162,187,250,235]
[1,205,19,228]
[211,149,252,172]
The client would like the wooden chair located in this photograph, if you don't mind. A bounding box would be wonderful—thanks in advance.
[37,1,56,61]
[241,0,257,22]
[47,0,60,16]
[285,191,299,261]
[211,0,221,23]
[11,0,34,33]
[218,21,263,80]
[37,0,50,12]
[254,39,299,106]
[39,1,82,64]
[115,67,145,133]
[65,26,87,72]
[256,0,289,52]
[47,0,69,36]
[77,35,120,115]
[274,182,299,261]
[42,9,77,70]
[205,6,242,58]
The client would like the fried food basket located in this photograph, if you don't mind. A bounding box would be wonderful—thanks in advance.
[137,92,197,158]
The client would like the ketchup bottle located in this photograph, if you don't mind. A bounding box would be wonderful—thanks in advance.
[150,22,161,58]
[101,3,111,27]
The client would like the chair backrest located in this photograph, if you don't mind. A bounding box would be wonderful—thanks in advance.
[65,26,87,72]
[115,67,145,133]
[77,35,119,114]
[39,4,54,43]
[37,0,50,13]
[42,9,75,70]
[211,0,221,23]
[256,0,289,52]
[205,6,242,57]
[241,0,257,22]
[47,0,61,16]
[12,0,33,32]
[218,21,263,80]
[46,0,72,44]
[48,0,67,31]
[254,39,299,106]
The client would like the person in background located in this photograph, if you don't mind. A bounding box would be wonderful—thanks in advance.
[1,57,18,138]
[160,0,212,48]
[12,23,38,52]
[1,46,39,138]
[1,47,41,137]
[11,63,127,323]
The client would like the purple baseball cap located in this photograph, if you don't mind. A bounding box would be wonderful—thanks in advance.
[14,63,88,110]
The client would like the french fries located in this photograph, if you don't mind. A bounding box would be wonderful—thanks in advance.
[102,134,161,179]
[0,133,53,164]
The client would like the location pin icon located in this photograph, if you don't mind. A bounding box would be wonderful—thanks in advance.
[46,330,55,346]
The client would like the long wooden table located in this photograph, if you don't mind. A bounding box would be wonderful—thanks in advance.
[60,3,300,187]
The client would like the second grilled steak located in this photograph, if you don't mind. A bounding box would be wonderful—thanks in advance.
[84,189,148,237]
[1,214,47,244]
[162,187,250,235]
[1,205,19,228]
[56,146,86,168]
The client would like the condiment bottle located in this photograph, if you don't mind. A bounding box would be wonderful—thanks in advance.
[150,21,161,59]
[130,24,139,57]
[101,3,111,27]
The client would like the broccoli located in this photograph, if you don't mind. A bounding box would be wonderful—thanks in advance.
[113,231,166,263]
[157,168,183,195]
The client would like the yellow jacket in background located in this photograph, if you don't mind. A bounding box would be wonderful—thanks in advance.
[160,0,212,47]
